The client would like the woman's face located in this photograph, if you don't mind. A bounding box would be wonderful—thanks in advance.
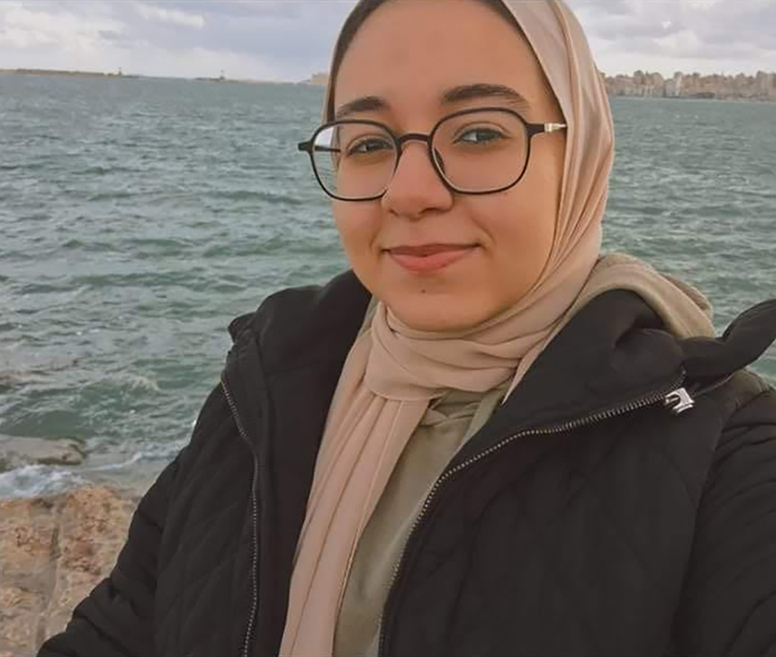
[332,0,566,332]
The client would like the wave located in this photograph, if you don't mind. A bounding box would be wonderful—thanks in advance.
[0,356,84,387]
[86,190,134,201]
[0,464,87,499]
[123,374,160,392]
[73,165,138,177]
[0,436,187,499]
[80,372,161,393]
[0,162,48,172]
[208,189,305,206]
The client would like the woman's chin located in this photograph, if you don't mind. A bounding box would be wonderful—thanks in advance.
[384,294,491,334]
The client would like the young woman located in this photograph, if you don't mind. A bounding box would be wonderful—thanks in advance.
[40,1,776,656]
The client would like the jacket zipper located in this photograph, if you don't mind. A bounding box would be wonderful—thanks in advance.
[220,373,260,657]
[689,372,735,398]
[377,371,691,657]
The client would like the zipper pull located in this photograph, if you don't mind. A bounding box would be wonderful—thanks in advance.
[664,387,695,415]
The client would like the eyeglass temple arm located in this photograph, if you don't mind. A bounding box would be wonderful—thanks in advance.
[525,122,567,139]
[297,141,340,154]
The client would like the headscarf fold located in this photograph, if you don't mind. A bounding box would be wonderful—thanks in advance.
[280,2,618,653]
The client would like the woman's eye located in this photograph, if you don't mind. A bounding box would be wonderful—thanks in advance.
[456,128,504,145]
[347,138,392,156]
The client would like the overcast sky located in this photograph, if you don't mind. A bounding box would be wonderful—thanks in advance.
[1,0,774,81]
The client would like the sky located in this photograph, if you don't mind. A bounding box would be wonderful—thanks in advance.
[0,0,774,81]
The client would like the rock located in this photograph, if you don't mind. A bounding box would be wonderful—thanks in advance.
[0,372,24,387]
[0,435,85,473]
[0,485,139,656]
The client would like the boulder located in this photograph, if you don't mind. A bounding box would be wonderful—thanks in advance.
[0,485,138,657]
[0,435,85,472]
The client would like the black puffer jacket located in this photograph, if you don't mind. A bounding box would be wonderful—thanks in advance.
[40,270,776,657]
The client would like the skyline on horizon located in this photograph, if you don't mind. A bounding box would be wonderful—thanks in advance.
[1,1,775,82]
[4,66,776,85]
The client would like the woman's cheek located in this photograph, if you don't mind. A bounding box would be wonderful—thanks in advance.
[335,217,381,292]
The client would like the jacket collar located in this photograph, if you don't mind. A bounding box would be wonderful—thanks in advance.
[225,269,776,446]
[227,270,370,377]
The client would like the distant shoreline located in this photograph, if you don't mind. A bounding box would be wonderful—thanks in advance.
[2,68,774,102]
[0,68,308,85]
[611,93,776,105]
[0,68,138,79]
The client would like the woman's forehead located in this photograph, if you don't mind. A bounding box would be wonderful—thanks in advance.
[334,1,549,120]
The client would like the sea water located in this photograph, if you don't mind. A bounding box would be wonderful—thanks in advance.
[1,75,774,497]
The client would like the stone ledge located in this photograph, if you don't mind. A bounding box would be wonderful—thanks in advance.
[0,435,85,472]
[0,485,139,657]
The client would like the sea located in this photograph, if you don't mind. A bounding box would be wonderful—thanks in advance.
[1,75,775,498]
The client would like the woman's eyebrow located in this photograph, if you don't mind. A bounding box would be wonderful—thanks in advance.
[333,83,531,121]
[442,83,531,111]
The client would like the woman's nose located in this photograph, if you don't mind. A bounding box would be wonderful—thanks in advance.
[380,141,453,219]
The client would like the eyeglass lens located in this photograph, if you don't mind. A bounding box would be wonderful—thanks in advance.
[311,110,529,200]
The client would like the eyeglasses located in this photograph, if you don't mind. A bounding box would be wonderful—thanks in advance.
[297,106,566,202]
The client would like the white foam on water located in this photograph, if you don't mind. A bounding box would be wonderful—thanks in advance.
[0,464,88,499]
[124,373,161,391]
[0,436,187,499]
[83,451,145,472]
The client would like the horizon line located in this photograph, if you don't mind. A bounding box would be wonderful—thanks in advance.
[1,66,774,84]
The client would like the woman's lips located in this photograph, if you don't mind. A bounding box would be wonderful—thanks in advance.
[387,245,477,273]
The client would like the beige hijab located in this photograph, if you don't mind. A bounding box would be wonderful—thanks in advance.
[279,1,712,655]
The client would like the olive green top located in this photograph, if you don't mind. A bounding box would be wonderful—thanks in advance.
[333,378,510,657]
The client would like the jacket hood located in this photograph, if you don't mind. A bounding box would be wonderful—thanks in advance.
[227,270,370,376]
[226,269,776,425]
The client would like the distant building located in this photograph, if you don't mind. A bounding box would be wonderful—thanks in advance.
[756,70,775,93]
[603,69,774,102]
[664,72,684,98]
[305,73,329,86]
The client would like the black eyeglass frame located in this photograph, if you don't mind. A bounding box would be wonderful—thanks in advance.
[297,106,567,202]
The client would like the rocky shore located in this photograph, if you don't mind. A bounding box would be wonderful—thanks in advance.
[0,485,138,656]
[0,435,85,473]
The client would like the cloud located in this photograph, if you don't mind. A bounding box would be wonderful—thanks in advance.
[568,0,776,75]
[0,0,327,79]
[135,3,205,30]
[0,0,773,80]
[0,1,123,53]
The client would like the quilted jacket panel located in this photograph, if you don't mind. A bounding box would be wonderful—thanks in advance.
[38,272,776,657]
